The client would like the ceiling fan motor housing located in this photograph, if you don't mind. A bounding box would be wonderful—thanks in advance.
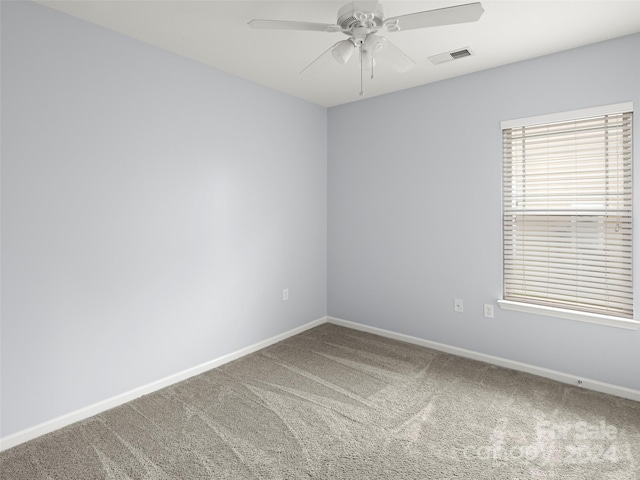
[337,1,385,34]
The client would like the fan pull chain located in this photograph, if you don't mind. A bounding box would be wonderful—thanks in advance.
[359,44,364,96]
[358,44,375,96]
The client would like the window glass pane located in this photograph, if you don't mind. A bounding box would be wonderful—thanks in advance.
[502,109,633,319]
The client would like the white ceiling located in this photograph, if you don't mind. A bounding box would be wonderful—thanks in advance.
[37,1,640,107]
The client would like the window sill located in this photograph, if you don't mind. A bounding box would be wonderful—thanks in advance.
[497,300,639,330]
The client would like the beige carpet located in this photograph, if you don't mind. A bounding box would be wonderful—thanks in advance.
[1,323,639,479]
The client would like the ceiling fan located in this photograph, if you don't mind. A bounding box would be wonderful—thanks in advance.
[248,1,484,96]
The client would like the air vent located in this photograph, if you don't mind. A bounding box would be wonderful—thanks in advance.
[429,47,474,65]
[450,49,471,59]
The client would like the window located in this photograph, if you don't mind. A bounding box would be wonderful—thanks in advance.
[500,103,636,329]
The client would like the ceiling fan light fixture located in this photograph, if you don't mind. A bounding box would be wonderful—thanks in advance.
[332,39,355,64]
[364,35,386,56]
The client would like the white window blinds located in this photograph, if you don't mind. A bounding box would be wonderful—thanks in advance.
[502,107,633,319]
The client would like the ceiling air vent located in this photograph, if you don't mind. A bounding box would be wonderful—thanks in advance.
[429,47,474,65]
[450,49,471,59]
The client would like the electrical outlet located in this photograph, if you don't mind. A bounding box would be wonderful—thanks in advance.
[483,304,494,318]
[454,298,463,312]
[283,288,289,301]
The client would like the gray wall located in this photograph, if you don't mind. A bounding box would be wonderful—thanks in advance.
[328,33,640,391]
[1,1,327,437]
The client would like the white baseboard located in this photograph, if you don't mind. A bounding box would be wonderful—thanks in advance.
[328,316,640,403]
[0,316,327,452]
[4,315,638,452]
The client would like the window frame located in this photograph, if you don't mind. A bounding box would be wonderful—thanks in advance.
[498,103,638,330]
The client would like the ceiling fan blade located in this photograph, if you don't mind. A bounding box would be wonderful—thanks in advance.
[385,2,484,31]
[248,19,341,33]
[300,42,345,76]
[380,38,416,73]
